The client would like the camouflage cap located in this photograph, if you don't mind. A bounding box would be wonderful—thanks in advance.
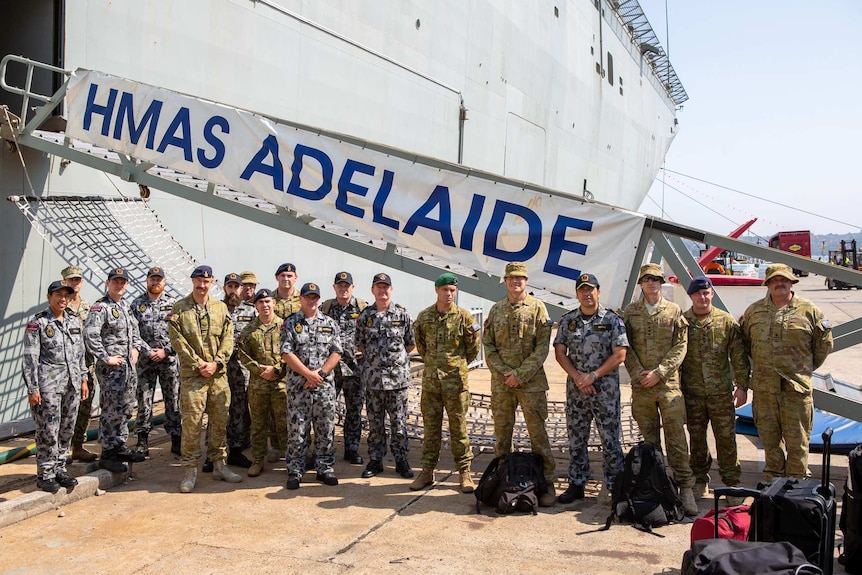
[504,262,529,277]
[240,271,258,285]
[763,263,798,285]
[61,265,84,279]
[638,263,664,282]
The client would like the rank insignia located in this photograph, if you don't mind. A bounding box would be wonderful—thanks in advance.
[139,304,148,312]
[45,325,55,338]
[112,308,120,319]
[295,323,303,333]
[366,318,373,327]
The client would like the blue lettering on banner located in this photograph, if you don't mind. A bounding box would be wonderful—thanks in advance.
[156,106,193,162]
[83,84,118,136]
[483,200,543,261]
[113,92,162,148]
[372,169,399,230]
[240,135,283,189]
[544,216,592,281]
[403,185,455,247]
[287,144,333,201]
[198,116,229,169]
[459,194,486,251]
[336,159,374,218]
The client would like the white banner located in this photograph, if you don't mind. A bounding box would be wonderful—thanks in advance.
[65,70,645,306]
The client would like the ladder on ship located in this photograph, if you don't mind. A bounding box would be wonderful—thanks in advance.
[2,55,862,424]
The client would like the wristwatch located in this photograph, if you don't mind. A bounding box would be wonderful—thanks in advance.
[318,369,328,378]
[589,371,598,381]
[215,360,224,370]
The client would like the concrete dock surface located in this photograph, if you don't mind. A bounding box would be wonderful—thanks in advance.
[0,275,859,574]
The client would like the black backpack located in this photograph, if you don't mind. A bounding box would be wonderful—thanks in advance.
[602,443,684,534]
[474,452,548,515]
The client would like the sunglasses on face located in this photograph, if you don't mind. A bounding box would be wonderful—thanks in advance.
[640,275,663,283]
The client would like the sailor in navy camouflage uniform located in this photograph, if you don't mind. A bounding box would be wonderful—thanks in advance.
[22,281,88,493]
[131,266,181,456]
[280,282,343,489]
[84,268,151,473]
[224,272,255,468]
[320,271,367,465]
[356,273,417,480]
[554,273,628,505]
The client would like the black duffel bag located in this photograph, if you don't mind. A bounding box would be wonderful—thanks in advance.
[682,539,822,575]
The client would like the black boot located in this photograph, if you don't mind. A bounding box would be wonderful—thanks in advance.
[170,435,182,456]
[226,447,253,468]
[395,459,414,479]
[202,458,213,473]
[135,433,149,457]
[98,449,128,473]
[116,444,146,463]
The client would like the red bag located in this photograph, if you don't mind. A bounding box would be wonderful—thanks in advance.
[691,505,751,543]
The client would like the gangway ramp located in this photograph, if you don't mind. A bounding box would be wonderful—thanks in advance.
[3,55,862,423]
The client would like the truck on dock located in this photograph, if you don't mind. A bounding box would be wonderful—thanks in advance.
[769,230,812,277]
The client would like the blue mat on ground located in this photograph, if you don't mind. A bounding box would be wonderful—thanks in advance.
[736,403,862,454]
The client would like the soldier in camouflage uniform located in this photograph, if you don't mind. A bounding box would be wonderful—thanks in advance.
[169,265,242,493]
[273,263,301,319]
[62,265,98,463]
[554,273,627,506]
[238,288,287,477]
[131,266,181,456]
[84,268,150,473]
[356,273,417,480]
[740,264,833,480]
[623,263,697,516]
[410,273,480,493]
[483,262,557,507]
[681,276,750,504]
[223,272,254,468]
[280,283,343,489]
[320,271,367,465]
[22,281,88,493]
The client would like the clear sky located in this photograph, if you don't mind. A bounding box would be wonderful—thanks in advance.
[638,0,862,238]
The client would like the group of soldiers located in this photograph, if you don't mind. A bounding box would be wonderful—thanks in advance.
[22,258,832,509]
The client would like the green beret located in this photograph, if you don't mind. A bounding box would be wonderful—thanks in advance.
[434,273,458,287]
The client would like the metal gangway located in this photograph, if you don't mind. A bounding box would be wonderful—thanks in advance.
[2,55,861,424]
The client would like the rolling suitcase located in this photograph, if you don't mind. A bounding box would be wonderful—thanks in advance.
[839,444,862,573]
[683,487,821,574]
[751,428,837,575]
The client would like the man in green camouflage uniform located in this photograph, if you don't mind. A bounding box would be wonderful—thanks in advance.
[62,265,98,463]
[681,276,750,504]
[273,263,301,319]
[623,263,697,516]
[410,273,481,493]
[169,265,242,493]
[740,264,833,480]
[238,288,287,477]
[482,262,557,507]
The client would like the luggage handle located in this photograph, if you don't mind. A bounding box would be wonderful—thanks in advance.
[819,427,833,498]
[711,487,760,539]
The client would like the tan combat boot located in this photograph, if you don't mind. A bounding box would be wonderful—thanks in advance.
[679,486,698,516]
[179,468,198,493]
[212,460,243,483]
[692,481,708,499]
[539,484,557,507]
[459,469,475,494]
[408,467,435,491]
[248,459,264,477]
[71,444,98,463]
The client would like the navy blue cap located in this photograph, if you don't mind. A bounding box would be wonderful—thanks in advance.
[107,268,129,281]
[276,263,297,275]
[147,266,165,278]
[190,265,213,279]
[47,280,74,295]
[300,282,321,297]
[224,272,241,285]
[253,288,273,303]
[576,273,599,289]
[372,272,392,286]
[334,271,354,285]
[687,275,714,295]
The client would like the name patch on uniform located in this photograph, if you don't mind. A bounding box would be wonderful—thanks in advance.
[238,315,254,322]
[595,324,610,331]
[69,327,82,334]
[160,305,172,312]
[25,321,39,332]
[111,308,120,319]
[318,326,333,333]
[391,321,403,326]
